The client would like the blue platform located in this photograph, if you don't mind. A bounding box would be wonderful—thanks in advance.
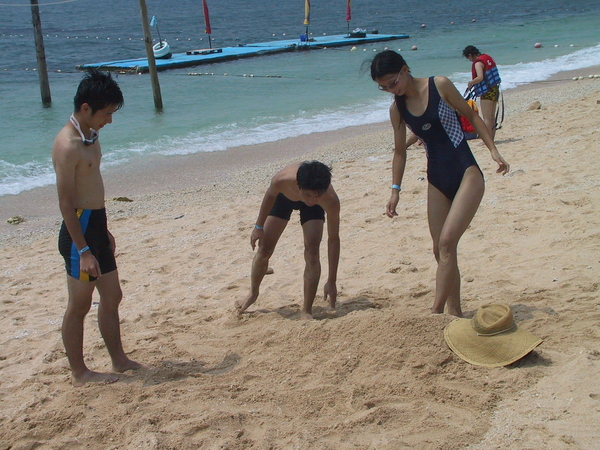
[77,33,409,73]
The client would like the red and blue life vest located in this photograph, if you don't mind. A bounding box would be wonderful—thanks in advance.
[471,54,501,97]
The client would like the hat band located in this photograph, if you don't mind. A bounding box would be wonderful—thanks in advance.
[476,323,516,337]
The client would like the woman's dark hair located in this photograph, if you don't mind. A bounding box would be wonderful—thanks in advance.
[368,50,409,80]
[462,45,481,58]
[297,160,332,194]
[74,69,124,113]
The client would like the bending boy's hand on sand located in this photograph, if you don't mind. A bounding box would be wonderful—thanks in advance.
[250,228,263,250]
[324,281,337,309]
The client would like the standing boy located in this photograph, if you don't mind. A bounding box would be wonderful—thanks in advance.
[52,69,141,386]
[235,161,341,320]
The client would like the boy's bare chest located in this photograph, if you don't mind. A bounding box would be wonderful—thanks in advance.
[78,147,102,171]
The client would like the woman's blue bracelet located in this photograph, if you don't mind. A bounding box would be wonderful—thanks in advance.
[78,245,90,256]
[254,224,264,230]
[392,184,401,191]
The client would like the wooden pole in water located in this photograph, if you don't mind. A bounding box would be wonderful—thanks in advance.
[30,0,51,106]
[138,0,163,109]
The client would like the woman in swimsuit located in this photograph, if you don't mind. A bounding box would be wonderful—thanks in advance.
[370,50,509,317]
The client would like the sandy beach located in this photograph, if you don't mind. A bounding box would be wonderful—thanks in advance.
[1,68,599,449]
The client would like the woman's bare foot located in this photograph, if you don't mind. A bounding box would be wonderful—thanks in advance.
[113,358,144,373]
[446,307,463,318]
[235,294,257,317]
[446,296,463,317]
[72,370,119,387]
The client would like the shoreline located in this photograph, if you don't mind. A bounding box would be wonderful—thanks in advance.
[1,65,598,244]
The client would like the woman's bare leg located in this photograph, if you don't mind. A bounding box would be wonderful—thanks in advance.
[428,166,484,316]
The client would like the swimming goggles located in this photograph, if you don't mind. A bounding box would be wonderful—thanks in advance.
[69,114,99,146]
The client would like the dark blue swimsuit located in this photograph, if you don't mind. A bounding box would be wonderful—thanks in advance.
[397,77,481,200]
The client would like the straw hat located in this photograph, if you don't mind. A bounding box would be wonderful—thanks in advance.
[444,304,542,368]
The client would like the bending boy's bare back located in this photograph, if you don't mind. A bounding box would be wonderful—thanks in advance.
[269,163,340,213]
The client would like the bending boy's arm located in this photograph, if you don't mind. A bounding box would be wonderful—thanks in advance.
[249,177,281,250]
[254,183,279,229]
[326,205,341,282]
[323,193,341,307]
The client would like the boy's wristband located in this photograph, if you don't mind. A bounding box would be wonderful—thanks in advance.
[392,184,401,191]
[78,245,90,256]
[254,224,264,230]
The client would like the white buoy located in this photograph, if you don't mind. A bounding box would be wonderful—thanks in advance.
[411,45,418,51]
[534,42,542,48]
[351,46,357,51]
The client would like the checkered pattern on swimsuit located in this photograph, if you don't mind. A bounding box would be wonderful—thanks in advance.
[438,100,464,148]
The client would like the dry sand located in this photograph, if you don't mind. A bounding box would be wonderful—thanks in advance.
[1,70,599,449]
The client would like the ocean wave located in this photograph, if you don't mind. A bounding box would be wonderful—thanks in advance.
[2,43,598,198]
[0,159,56,197]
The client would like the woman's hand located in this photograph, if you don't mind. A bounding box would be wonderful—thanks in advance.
[386,191,400,218]
[491,149,510,175]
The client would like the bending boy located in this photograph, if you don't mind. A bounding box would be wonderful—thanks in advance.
[52,69,141,386]
[235,161,341,320]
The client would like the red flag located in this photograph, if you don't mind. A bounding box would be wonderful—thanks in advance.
[203,0,212,35]
[346,0,352,22]
[303,0,311,26]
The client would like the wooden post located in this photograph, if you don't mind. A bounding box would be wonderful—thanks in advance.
[138,0,163,109]
[30,0,51,106]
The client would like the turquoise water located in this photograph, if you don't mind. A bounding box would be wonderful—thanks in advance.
[1,0,599,196]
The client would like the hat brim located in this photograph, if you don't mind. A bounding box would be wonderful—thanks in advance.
[444,318,543,368]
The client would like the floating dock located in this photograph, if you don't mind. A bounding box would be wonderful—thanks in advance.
[77,33,409,73]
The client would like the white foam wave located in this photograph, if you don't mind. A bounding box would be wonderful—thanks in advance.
[0,159,56,197]
[2,44,599,197]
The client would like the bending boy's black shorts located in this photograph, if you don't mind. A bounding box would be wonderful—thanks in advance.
[58,208,117,282]
[269,193,325,225]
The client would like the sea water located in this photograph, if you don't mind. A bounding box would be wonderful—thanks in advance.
[1,0,599,196]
